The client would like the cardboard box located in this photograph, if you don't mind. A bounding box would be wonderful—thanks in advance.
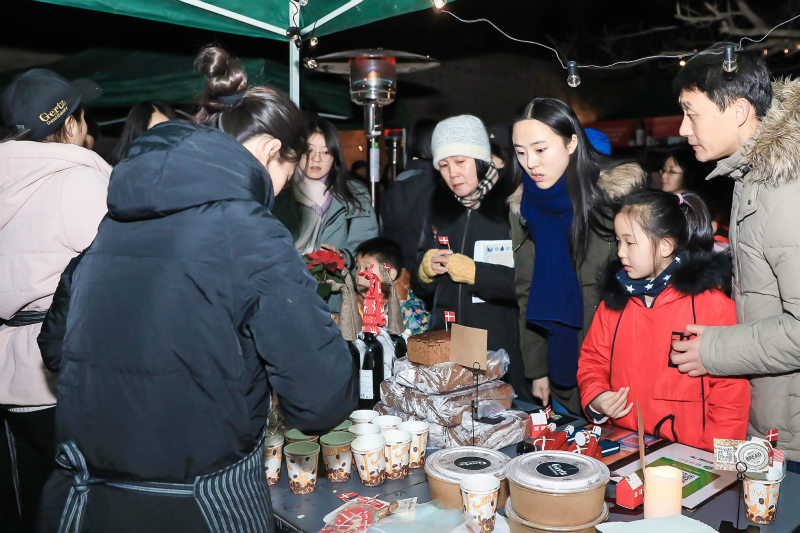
[407,324,487,369]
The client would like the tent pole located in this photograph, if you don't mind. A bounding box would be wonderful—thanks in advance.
[289,0,300,106]
[176,0,285,35]
[300,0,364,35]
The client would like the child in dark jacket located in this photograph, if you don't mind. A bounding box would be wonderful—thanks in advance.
[577,190,750,451]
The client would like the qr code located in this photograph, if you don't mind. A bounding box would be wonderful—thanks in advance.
[716,446,734,464]
[680,470,699,487]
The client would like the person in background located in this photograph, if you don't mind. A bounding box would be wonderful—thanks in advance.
[670,44,800,468]
[0,68,110,532]
[488,122,511,169]
[658,144,704,194]
[350,159,369,186]
[380,118,438,274]
[274,115,378,312]
[509,97,645,414]
[584,128,612,156]
[356,236,430,335]
[578,190,749,451]
[107,101,177,165]
[35,45,355,532]
[414,114,532,402]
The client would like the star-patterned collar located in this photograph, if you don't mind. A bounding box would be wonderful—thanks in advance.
[616,251,688,298]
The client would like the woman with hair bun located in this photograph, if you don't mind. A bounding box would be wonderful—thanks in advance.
[36,45,356,532]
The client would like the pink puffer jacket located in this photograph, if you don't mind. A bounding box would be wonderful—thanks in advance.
[0,140,110,407]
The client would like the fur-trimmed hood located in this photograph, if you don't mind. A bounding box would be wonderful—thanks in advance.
[508,161,645,217]
[708,78,800,187]
[601,250,732,311]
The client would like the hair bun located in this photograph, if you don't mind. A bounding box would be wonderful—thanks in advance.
[195,45,248,109]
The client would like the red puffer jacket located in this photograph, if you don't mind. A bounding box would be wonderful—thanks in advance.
[577,252,750,451]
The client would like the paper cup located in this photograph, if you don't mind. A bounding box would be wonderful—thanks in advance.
[398,420,429,468]
[349,423,381,437]
[333,419,353,432]
[284,428,319,445]
[351,434,386,487]
[349,409,379,425]
[263,433,284,486]
[284,441,320,494]
[374,415,402,433]
[383,429,412,480]
[320,431,354,483]
[460,473,501,533]
[744,474,784,524]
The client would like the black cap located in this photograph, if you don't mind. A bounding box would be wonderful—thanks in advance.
[1,68,102,141]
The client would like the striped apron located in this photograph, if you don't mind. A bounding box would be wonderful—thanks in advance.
[54,436,273,533]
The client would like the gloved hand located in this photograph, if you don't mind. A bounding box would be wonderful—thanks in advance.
[418,248,452,283]
[447,253,476,284]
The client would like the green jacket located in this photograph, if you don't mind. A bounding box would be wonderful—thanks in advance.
[700,79,800,461]
[509,162,644,380]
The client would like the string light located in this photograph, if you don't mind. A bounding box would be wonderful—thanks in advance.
[722,44,738,73]
[438,7,800,87]
[305,58,318,69]
[310,36,319,47]
[785,48,790,54]
[566,61,581,88]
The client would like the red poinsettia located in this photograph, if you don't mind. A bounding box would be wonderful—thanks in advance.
[302,249,347,301]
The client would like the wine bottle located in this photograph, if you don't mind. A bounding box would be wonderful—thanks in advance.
[360,332,384,409]
[349,339,371,410]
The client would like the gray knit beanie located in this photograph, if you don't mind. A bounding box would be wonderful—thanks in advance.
[431,114,492,169]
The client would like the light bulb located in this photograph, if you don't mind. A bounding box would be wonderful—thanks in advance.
[298,0,308,5]
[310,36,319,47]
[566,61,581,88]
[433,0,446,8]
[722,45,737,73]
[305,58,318,69]
[679,59,686,67]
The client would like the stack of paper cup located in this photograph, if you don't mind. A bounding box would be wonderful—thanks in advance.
[351,434,386,487]
[383,429,412,480]
[320,431,354,483]
[374,415,402,433]
[398,421,429,468]
[460,474,501,533]
[349,423,380,438]
[349,410,379,425]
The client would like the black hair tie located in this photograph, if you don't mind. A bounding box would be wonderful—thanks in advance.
[217,92,245,105]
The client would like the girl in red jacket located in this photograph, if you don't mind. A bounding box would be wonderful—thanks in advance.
[577,190,749,451]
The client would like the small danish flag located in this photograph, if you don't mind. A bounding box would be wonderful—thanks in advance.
[543,406,553,420]
[444,311,456,323]
[766,429,779,444]
[437,235,450,247]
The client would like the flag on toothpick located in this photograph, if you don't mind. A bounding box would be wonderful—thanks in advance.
[444,310,455,331]
[766,429,779,446]
[437,235,451,250]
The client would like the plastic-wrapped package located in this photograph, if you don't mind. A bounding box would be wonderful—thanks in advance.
[319,500,383,533]
[393,350,510,394]
[366,501,468,533]
[380,379,514,426]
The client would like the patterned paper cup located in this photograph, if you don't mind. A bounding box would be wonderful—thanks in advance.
[460,473,501,533]
[284,441,320,495]
[263,433,284,486]
[374,415,402,433]
[284,428,319,446]
[398,420,429,468]
[744,475,784,525]
[349,410,379,425]
[320,431,355,483]
[349,423,381,438]
[383,429,412,480]
[351,434,386,487]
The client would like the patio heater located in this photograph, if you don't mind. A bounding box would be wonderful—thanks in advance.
[311,49,438,207]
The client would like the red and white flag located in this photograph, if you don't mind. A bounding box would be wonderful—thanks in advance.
[437,235,450,247]
[766,429,779,444]
[444,311,455,323]
[543,406,553,420]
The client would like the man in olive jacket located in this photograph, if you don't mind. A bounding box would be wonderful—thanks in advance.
[671,45,800,465]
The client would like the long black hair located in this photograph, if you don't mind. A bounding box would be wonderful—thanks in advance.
[618,189,714,255]
[300,115,362,211]
[193,45,306,165]
[108,101,177,165]
[510,97,631,265]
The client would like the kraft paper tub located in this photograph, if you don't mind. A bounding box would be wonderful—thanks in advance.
[505,496,609,533]
[424,446,509,510]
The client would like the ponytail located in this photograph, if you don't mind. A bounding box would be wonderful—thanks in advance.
[618,189,714,254]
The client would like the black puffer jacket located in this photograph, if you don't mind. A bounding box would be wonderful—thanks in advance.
[39,121,356,482]
[412,176,531,400]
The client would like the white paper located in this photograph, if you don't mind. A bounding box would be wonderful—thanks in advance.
[471,240,513,303]
[613,442,738,509]
[596,514,717,533]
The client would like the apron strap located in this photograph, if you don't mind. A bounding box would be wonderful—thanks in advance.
[55,441,103,533]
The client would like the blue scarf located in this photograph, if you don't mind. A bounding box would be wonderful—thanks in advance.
[615,251,688,297]
[521,172,583,387]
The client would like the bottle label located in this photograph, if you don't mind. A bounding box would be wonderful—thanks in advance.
[359,370,374,400]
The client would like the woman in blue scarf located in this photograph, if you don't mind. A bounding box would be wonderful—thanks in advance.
[507,97,645,414]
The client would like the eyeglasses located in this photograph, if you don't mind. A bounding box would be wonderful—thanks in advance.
[659,168,684,176]
[305,148,332,161]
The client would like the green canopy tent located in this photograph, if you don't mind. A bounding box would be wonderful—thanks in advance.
[32,0,445,105]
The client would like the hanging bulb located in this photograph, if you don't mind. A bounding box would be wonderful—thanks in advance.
[566,61,581,88]
[679,59,686,67]
[298,0,308,5]
[310,36,319,47]
[433,0,446,8]
[305,58,318,69]
[722,45,738,73]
